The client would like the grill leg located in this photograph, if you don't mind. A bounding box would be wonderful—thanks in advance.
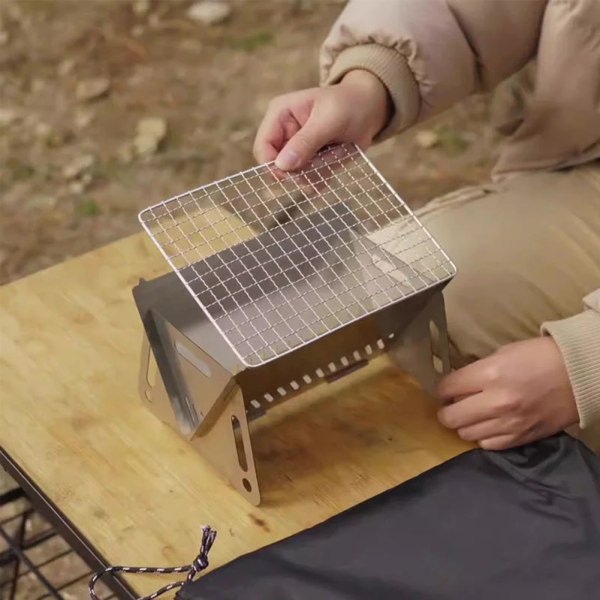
[388,291,451,396]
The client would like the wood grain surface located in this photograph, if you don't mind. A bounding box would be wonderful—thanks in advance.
[0,232,471,596]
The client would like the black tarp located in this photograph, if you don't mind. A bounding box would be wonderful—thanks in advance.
[178,434,600,600]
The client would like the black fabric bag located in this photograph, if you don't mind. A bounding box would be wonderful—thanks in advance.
[178,434,600,600]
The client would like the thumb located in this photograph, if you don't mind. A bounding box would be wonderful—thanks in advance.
[275,107,340,171]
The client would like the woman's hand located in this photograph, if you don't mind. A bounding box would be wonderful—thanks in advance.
[253,70,392,171]
[436,337,579,450]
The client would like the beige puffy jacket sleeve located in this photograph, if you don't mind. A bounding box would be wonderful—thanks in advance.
[320,0,600,432]
[543,292,600,431]
[320,0,547,137]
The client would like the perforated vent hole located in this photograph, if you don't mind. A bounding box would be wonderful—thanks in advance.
[146,351,158,388]
[430,320,444,374]
[303,374,312,384]
[328,362,337,373]
[175,340,211,377]
[250,399,261,409]
[316,368,325,378]
[376,339,385,350]
[365,344,373,355]
[277,387,287,397]
[353,350,362,361]
[231,416,248,472]
[264,393,274,402]
[340,356,349,367]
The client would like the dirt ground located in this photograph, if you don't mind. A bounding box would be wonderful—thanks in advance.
[0,0,500,287]
[0,0,500,597]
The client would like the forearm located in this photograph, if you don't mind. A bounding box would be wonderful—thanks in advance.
[543,291,600,428]
[320,0,547,139]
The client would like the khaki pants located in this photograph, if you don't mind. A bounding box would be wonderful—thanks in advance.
[416,162,600,450]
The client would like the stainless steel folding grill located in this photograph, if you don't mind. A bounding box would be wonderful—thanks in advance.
[133,143,456,504]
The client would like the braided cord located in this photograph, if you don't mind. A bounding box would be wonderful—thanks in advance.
[89,526,216,600]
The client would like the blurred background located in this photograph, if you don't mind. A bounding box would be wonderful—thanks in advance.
[0,0,500,288]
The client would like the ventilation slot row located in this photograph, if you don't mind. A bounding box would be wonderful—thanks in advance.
[247,335,395,412]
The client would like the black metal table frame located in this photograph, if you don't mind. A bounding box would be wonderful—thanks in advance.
[0,446,137,600]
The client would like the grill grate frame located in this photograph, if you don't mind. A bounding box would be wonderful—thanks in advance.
[139,144,455,367]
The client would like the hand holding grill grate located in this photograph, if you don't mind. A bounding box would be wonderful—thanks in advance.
[254,70,392,172]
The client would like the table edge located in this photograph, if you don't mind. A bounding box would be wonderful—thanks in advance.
[0,446,138,600]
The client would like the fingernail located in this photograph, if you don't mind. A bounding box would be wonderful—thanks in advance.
[275,148,301,171]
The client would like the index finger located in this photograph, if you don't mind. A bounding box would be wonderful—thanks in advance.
[437,391,502,430]
[436,357,493,400]
[253,108,286,164]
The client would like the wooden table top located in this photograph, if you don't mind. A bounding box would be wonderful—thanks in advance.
[0,232,470,596]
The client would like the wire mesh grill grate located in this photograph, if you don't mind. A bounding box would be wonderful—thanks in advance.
[139,144,455,367]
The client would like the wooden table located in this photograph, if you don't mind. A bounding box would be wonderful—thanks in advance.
[0,233,471,598]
